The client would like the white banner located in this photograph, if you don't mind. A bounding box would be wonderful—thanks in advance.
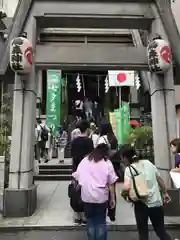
[170,171,180,189]
[108,70,135,87]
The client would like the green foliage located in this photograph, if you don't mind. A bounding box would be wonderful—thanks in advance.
[125,126,153,149]
[0,93,12,156]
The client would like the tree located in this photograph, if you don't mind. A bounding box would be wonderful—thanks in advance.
[0,93,12,157]
[125,126,154,162]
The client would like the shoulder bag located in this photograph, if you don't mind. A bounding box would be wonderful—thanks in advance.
[129,165,148,202]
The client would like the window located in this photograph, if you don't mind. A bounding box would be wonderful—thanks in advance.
[173,66,180,85]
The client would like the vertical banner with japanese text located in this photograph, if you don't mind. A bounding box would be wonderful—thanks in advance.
[113,104,130,145]
[46,70,61,135]
[114,109,122,145]
[122,103,130,140]
[109,112,116,135]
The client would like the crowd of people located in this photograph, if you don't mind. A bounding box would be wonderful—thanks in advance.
[70,119,179,240]
[33,116,180,240]
[74,97,101,122]
[34,119,68,165]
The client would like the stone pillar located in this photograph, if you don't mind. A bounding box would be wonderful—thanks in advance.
[3,73,37,217]
[149,4,177,185]
[3,20,37,217]
[150,73,172,184]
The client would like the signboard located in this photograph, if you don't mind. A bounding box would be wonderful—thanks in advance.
[108,70,135,87]
[46,70,61,135]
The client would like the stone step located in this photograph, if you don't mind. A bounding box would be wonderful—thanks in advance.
[39,164,72,170]
[39,168,72,175]
[1,227,179,240]
[34,174,72,181]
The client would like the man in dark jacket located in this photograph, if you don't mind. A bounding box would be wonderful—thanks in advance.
[71,120,94,172]
[71,120,94,224]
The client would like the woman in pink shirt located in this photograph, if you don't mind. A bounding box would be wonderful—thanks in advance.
[73,143,118,240]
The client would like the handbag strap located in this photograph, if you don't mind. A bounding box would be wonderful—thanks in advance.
[128,166,140,199]
[130,165,139,176]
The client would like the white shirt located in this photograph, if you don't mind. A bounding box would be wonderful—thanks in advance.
[75,100,83,110]
[46,132,52,149]
[71,128,81,141]
[84,100,92,112]
[36,124,50,142]
[90,133,100,148]
[97,135,111,147]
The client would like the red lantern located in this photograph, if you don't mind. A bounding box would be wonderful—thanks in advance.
[147,37,172,74]
[10,34,33,74]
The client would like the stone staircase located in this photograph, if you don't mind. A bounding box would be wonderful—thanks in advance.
[34,164,72,181]
[3,226,180,239]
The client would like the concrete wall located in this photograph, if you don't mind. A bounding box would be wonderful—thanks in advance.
[171,1,180,33]
[175,85,180,105]
[172,1,180,106]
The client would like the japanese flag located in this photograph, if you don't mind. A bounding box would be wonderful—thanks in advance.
[108,71,135,87]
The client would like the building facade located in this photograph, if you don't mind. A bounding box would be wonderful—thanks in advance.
[0,0,179,125]
[0,0,18,17]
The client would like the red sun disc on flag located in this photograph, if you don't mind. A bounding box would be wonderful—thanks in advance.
[117,73,126,83]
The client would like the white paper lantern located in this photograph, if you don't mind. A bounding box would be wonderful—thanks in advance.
[147,38,172,74]
[10,34,33,74]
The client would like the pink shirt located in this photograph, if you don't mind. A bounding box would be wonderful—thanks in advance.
[72,157,118,203]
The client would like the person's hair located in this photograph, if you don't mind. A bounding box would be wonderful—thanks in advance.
[94,128,99,135]
[99,122,118,149]
[120,144,137,164]
[37,119,42,124]
[170,138,180,153]
[110,149,121,162]
[78,120,90,133]
[88,143,109,162]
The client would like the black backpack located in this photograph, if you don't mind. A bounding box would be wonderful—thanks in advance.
[40,126,48,141]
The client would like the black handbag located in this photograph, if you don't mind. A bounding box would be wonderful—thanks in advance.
[68,180,84,212]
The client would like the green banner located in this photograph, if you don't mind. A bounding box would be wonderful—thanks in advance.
[46,70,61,135]
[114,103,130,145]
[114,109,122,145]
[122,103,130,141]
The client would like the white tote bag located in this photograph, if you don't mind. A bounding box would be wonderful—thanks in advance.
[170,171,180,189]
[129,165,148,202]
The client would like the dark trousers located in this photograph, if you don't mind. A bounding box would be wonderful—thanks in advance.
[134,201,172,240]
[107,188,116,222]
[84,202,107,240]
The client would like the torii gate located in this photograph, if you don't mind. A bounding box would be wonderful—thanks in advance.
[2,0,179,217]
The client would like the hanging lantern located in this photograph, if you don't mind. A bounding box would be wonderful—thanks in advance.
[10,32,33,74]
[147,37,172,74]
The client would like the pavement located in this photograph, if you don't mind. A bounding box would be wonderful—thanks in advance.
[0,181,180,228]
[0,179,179,239]
[1,229,180,240]
[0,155,180,238]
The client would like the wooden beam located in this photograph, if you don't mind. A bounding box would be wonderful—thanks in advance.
[35,44,148,70]
[36,15,154,30]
